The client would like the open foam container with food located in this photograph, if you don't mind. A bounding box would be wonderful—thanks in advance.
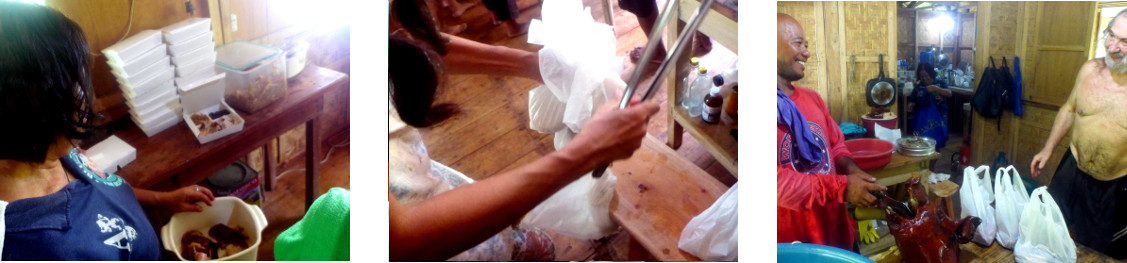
[162,196,267,261]
[178,72,244,144]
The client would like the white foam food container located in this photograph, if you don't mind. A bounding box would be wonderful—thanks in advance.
[118,65,174,98]
[86,135,136,174]
[129,92,180,120]
[172,45,215,66]
[139,111,182,137]
[175,51,217,77]
[161,197,267,261]
[175,67,217,88]
[132,102,181,137]
[168,31,215,57]
[102,30,164,63]
[162,18,213,45]
[131,100,180,128]
[179,73,244,144]
[126,81,178,112]
[113,55,171,84]
[108,45,167,76]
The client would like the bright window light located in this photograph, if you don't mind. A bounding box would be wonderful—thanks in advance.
[930,14,954,34]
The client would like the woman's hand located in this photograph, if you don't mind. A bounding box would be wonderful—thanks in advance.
[926,84,940,93]
[160,185,216,213]
[566,101,660,168]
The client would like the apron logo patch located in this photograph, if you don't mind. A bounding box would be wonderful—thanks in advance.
[96,214,138,252]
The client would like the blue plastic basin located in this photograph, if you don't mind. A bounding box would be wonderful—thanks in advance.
[777,243,875,263]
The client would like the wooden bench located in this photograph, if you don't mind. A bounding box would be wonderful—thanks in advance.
[609,135,730,261]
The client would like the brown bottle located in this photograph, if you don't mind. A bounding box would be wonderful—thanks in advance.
[702,87,723,124]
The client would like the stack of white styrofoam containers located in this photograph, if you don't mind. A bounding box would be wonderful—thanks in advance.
[162,18,217,92]
[102,30,180,137]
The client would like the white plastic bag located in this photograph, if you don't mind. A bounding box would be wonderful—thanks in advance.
[528,85,568,133]
[518,169,619,240]
[519,0,626,240]
[1015,186,1077,263]
[678,183,737,261]
[994,165,1030,248]
[960,165,997,246]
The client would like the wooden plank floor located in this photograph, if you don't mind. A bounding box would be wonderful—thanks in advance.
[255,142,351,261]
[411,0,738,260]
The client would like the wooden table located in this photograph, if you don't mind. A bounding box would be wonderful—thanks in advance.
[959,241,1116,262]
[609,135,730,261]
[114,66,348,210]
[868,152,941,187]
[665,0,738,176]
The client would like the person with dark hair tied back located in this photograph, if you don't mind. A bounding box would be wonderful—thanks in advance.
[387,34,660,261]
[0,2,214,260]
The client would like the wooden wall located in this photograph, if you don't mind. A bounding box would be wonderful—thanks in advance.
[778,1,899,125]
[48,0,212,125]
[970,1,1096,186]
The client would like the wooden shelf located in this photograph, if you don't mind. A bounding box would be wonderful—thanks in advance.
[671,107,738,176]
[664,0,739,178]
[678,0,738,53]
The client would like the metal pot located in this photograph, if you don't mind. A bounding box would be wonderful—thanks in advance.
[897,136,936,157]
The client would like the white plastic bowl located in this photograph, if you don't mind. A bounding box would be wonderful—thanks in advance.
[161,197,268,261]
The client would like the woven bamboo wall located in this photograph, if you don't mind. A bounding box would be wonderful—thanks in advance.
[989,2,1022,58]
[898,10,917,61]
[777,2,897,125]
[841,1,898,125]
[971,1,1025,165]
[778,2,827,101]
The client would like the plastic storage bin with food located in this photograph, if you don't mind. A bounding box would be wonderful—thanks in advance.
[215,41,287,113]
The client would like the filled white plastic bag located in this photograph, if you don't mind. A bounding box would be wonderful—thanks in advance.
[518,0,626,240]
[678,183,738,261]
[994,165,1030,248]
[528,85,567,133]
[1015,186,1077,263]
[960,165,997,246]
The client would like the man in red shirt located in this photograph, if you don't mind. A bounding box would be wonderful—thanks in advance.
[777,13,887,250]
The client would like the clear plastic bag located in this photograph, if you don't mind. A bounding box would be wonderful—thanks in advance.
[678,183,738,261]
[1014,186,1076,263]
[994,165,1030,248]
[528,85,567,133]
[960,165,997,246]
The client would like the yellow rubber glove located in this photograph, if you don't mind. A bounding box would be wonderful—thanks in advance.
[858,220,880,244]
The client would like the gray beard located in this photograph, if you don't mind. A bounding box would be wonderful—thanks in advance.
[1106,54,1127,74]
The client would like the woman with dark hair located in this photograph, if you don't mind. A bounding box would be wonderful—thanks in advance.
[387,33,659,260]
[910,62,954,147]
[0,2,213,260]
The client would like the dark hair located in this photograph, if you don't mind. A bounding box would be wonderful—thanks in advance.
[917,62,937,80]
[0,2,99,163]
[391,0,448,55]
[389,35,458,128]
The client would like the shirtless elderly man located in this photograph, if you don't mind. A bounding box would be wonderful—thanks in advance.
[1031,9,1127,259]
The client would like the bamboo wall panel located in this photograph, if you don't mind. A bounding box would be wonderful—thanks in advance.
[1013,106,1071,186]
[988,2,1021,58]
[823,2,847,121]
[778,2,827,101]
[777,2,896,125]
[841,1,897,125]
[898,9,917,61]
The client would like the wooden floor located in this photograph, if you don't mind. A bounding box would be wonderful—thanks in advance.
[253,140,351,261]
[412,0,737,260]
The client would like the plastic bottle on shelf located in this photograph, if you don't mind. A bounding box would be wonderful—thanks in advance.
[702,86,723,124]
[688,66,710,117]
[724,85,737,118]
[712,63,738,93]
[680,57,701,110]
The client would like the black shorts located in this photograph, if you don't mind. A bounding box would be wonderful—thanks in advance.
[1048,148,1127,259]
[618,0,658,18]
